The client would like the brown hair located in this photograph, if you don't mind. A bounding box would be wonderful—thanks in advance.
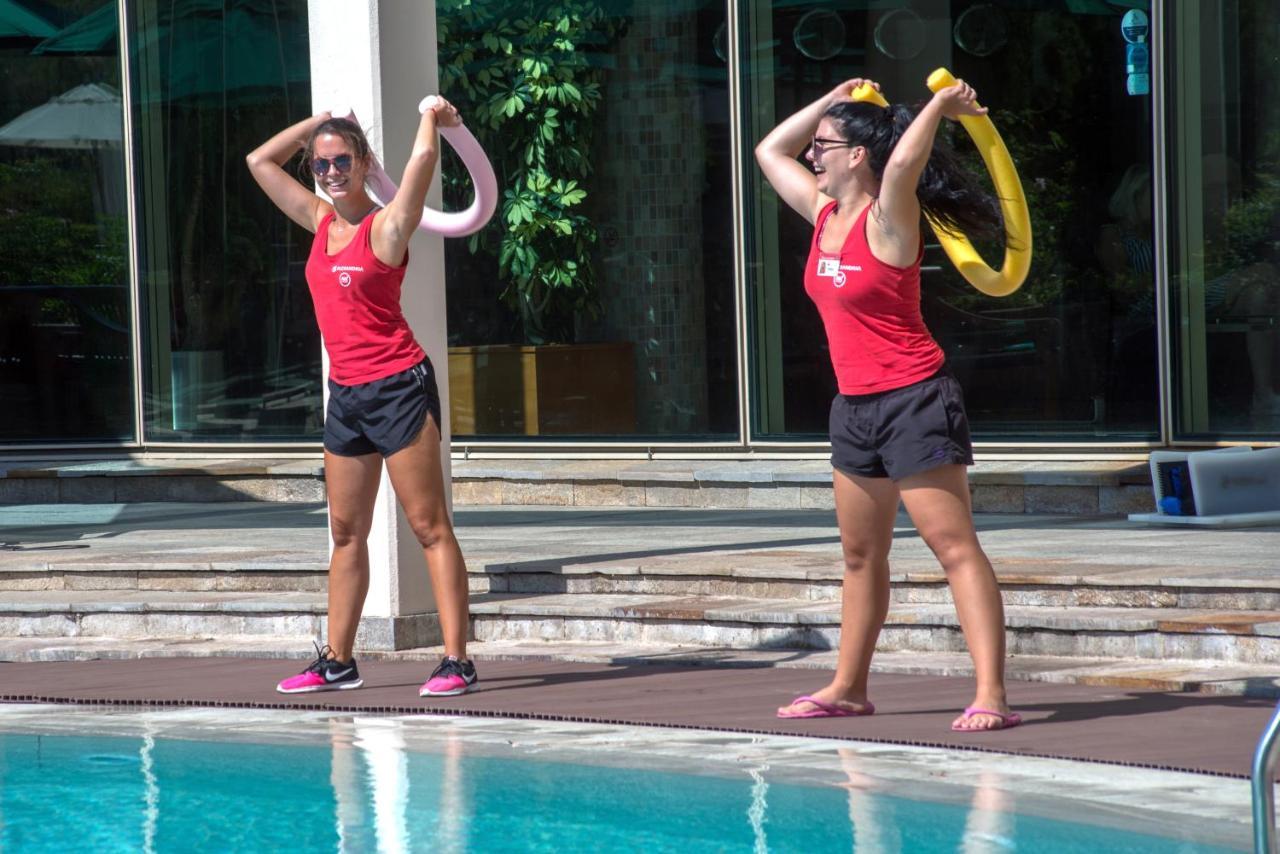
[297,117,372,182]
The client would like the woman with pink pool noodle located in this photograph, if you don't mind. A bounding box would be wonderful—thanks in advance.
[246,96,492,698]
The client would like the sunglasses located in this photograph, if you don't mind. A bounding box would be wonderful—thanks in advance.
[811,137,856,155]
[311,154,353,176]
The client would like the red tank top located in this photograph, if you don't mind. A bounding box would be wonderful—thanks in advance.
[804,201,944,395]
[304,210,425,385]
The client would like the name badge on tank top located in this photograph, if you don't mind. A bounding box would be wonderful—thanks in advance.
[816,256,846,288]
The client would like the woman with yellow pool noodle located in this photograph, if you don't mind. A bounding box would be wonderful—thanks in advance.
[755,72,1022,732]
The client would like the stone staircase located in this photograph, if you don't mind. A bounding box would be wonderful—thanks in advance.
[2,498,1278,696]
[460,539,1280,694]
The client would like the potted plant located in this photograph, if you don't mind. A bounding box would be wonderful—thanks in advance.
[437,0,636,435]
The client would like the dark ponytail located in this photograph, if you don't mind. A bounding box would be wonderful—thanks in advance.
[823,101,1007,243]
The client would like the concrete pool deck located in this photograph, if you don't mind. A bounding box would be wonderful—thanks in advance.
[1,656,1275,781]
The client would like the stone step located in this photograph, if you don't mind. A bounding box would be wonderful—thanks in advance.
[0,565,328,593]
[472,558,1280,611]
[1,457,1156,514]
[0,591,326,639]
[2,638,1273,698]
[454,459,1156,515]
[0,459,325,504]
[469,593,1280,665]
[11,589,1280,666]
[8,553,1276,614]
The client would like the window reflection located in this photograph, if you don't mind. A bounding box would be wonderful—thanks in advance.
[0,1,132,443]
[127,0,320,442]
[438,0,737,439]
[1169,0,1280,437]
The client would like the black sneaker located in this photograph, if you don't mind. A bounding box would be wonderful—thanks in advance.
[276,643,364,693]
[419,656,477,696]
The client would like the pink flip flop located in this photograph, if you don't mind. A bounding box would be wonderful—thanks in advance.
[951,707,1023,732]
[777,695,876,720]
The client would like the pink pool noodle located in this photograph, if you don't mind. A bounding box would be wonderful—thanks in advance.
[330,99,498,237]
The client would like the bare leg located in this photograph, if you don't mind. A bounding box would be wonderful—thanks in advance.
[899,464,1012,731]
[324,450,382,663]
[776,468,899,717]
[384,415,471,659]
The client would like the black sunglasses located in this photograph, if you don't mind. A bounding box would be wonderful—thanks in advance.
[311,154,353,176]
[811,136,856,154]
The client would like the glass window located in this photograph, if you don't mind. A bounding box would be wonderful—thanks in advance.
[742,0,1159,441]
[0,0,132,443]
[128,0,320,442]
[1167,0,1280,438]
[437,0,738,439]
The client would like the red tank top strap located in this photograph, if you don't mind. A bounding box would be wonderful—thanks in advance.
[813,200,838,249]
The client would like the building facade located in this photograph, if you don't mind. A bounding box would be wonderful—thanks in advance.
[2,0,1277,454]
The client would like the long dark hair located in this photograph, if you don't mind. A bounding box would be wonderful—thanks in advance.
[823,100,1006,243]
[296,117,373,182]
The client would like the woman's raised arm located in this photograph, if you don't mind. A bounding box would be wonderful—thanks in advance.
[372,97,462,266]
[754,79,878,224]
[875,80,986,244]
[246,112,334,233]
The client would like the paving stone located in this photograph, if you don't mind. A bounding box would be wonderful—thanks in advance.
[0,573,59,592]
[0,480,58,505]
[453,480,503,505]
[970,484,1025,514]
[1100,485,1155,515]
[62,572,138,592]
[746,486,798,509]
[1024,485,1099,515]
[502,481,574,506]
[799,487,835,510]
[572,482,645,507]
[692,486,749,509]
[270,478,327,503]
[57,478,117,503]
[644,484,700,507]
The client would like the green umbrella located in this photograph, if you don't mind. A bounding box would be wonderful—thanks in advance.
[34,0,308,102]
[0,0,60,46]
[30,0,112,54]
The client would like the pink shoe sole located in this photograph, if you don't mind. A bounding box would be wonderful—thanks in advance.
[276,679,364,694]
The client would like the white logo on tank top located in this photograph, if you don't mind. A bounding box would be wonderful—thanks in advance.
[331,264,363,288]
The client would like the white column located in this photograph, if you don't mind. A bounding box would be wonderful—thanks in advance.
[309,0,450,648]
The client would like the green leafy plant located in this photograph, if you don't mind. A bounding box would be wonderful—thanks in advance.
[438,0,622,344]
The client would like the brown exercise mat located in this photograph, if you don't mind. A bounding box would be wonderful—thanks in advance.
[0,657,1274,779]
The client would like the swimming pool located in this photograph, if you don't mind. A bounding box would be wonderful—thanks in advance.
[0,705,1250,852]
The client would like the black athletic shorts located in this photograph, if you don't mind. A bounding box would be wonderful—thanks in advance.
[829,366,974,481]
[324,357,442,457]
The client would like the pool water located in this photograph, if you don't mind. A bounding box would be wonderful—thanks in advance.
[0,722,1242,853]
